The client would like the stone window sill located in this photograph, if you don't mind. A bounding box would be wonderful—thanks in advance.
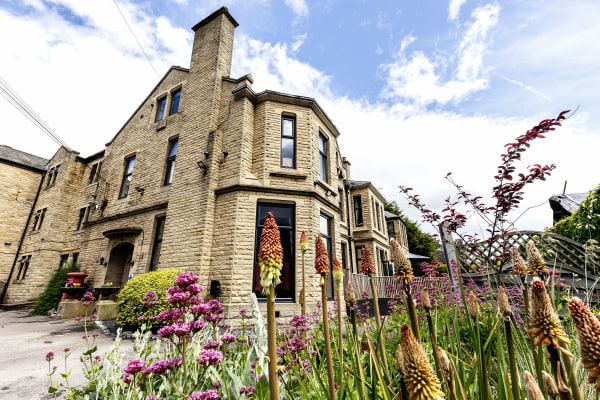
[269,170,308,180]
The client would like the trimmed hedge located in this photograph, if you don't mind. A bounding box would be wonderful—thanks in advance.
[116,269,184,330]
[30,264,80,316]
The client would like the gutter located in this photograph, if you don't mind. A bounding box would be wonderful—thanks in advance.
[0,170,46,304]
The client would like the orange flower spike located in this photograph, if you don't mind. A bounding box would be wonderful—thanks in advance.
[528,280,571,355]
[258,212,283,290]
[315,235,330,278]
[360,247,376,275]
[568,297,600,391]
[299,231,308,254]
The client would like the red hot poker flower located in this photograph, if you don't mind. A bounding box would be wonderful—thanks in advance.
[258,212,283,290]
[360,247,375,275]
[315,235,329,275]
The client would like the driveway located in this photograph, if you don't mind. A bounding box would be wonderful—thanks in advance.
[0,309,134,400]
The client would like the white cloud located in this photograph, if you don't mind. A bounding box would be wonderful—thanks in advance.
[448,0,467,21]
[284,0,309,17]
[380,3,498,106]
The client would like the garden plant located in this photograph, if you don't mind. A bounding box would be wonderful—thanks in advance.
[44,111,600,399]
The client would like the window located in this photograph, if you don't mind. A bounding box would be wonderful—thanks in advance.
[341,242,348,270]
[338,189,344,221]
[164,138,178,185]
[320,213,334,298]
[149,216,166,271]
[16,255,31,280]
[52,165,60,185]
[155,96,167,122]
[387,221,396,240]
[72,252,79,266]
[77,207,87,231]
[118,156,136,199]
[281,116,296,168]
[376,202,381,231]
[355,247,362,272]
[319,134,328,183]
[59,254,69,268]
[32,211,40,231]
[253,203,295,300]
[46,165,60,186]
[169,89,181,115]
[34,208,47,230]
[353,195,363,227]
[88,161,102,185]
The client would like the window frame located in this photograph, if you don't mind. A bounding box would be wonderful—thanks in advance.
[253,202,296,301]
[280,115,296,169]
[88,161,102,185]
[59,254,69,268]
[118,156,136,199]
[163,137,178,186]
[169,88,181,115]
[155,96,167,122]
[353,195,363,227]
[149,216,166,271]
[76,207,87,231]
[15,255,31,280]
[319,133,328,183]
[51,165,60,185]
[338,189,344,221]
[320,213,334,298]
[37,208,47,230]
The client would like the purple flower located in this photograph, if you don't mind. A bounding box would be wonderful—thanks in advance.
[45,352,54,362]
[91,314,98,319]
[124,359,147,374]
[122,374,133,384]
[221,334,236,344]
[203,340,220,350]
[138,316,147,321]
[213,381,221,389]
[146,396,156,400]
[197,349,223,367]
[63,348,70,352]
[189,390,219,400]
[239,308,247,317]
[146,357,183,375]
[74,316,82,321]
[175,271,200,287]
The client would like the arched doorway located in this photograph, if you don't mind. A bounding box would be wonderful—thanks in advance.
[105,242,134,288]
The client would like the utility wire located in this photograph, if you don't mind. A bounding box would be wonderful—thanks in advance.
[112,0,160,78]
[0,76,70,149]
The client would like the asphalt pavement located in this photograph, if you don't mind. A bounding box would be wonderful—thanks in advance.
[0,309,134,400]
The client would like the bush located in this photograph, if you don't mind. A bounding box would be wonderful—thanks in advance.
[548,184,600,244]
[116,269,184,330]
[30,264,80,316]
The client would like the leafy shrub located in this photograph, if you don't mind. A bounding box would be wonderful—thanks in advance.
[116,269,184,330]
[30,264,80,316]
[548,184,600,244]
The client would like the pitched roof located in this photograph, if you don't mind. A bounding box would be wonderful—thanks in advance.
[0,145,47,171]
[549,193,588,214]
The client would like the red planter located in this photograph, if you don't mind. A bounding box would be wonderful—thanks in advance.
[65,272,88,286]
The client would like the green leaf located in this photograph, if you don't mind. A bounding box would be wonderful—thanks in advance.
[83,346,97,356]
[48,384,59,394]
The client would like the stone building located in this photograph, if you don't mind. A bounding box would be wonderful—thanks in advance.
[0,7,408,319]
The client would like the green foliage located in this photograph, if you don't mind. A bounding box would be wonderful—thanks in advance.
[548,184,600,244]
[116,269,183,329]
[385,200,438,258]
[30,264,79,316]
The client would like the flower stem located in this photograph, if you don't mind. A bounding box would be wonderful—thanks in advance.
[322,280,336,400]
[368,274,389,373]
[336,282,343,387]
[302,252,306,318]
[547,344,572,400]
[267,286,281,400]
[504,318,521,400]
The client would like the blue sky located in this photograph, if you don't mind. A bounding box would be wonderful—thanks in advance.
[1,0,599,236]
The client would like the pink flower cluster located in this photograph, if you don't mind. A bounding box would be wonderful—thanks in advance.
[188,389,220,400]
[197,349,223,367]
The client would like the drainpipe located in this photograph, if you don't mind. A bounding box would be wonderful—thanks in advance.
[344,181,354,273]
[0,170,46,304]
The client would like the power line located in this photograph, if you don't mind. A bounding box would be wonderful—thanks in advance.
[0,76,70,149]
[112,0,160,78]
